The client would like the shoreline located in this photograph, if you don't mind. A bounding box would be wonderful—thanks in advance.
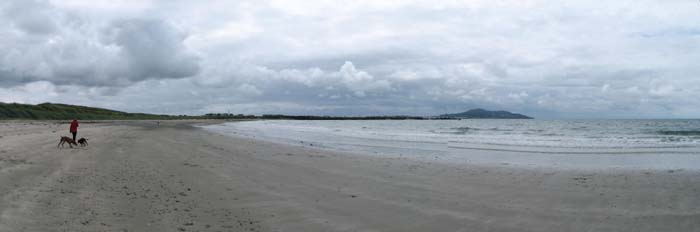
[202,121,700,171]
[1,120,699,231]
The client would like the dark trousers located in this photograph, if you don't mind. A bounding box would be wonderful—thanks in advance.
[71,132,77,141]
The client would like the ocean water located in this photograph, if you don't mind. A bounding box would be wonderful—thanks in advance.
[202,119,700,170]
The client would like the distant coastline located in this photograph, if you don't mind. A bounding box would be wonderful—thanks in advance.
[1,102,530,120]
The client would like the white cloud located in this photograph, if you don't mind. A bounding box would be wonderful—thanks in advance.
[237,83,262,96]
[649,80,676,97]
[337,61,391,97]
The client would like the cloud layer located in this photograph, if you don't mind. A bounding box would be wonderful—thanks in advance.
[1,0,699,118]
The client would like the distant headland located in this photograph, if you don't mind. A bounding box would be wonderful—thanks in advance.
[436,108,533,119]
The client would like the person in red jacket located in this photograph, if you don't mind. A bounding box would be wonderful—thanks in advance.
[69,119,79,141]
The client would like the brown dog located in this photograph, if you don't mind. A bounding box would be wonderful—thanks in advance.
[78,138,88,147]
[58,136,78,148]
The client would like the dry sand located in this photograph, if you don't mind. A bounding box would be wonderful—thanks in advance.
[0,120,699,231]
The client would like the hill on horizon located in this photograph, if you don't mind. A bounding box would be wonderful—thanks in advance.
[437,108,533,119]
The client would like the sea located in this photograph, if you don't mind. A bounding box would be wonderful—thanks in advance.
[202,119,700,170]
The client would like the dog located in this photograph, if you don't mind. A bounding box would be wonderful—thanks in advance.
[78,138,88,147]
[58,136,78,148]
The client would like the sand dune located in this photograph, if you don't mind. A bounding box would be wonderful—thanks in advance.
[0,120,699,231]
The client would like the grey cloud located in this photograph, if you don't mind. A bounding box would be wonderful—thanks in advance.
[102,19,200,82]
[0,1,199,87]
[2,0,57,35]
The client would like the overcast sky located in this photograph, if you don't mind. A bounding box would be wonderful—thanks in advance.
[1,0,699,118]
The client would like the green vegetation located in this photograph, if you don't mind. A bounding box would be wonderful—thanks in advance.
[0,102,183,120]
[0,102,421,121]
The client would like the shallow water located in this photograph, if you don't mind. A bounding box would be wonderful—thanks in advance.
[202,119,700,170]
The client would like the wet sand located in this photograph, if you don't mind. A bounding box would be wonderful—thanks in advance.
[0,120,699,231]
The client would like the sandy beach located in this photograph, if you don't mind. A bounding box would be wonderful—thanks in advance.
[0,120,699,231]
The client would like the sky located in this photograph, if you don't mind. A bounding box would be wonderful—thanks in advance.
[1,0,699,118]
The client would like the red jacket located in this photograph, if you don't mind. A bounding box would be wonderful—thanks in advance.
[70,120,79,133]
